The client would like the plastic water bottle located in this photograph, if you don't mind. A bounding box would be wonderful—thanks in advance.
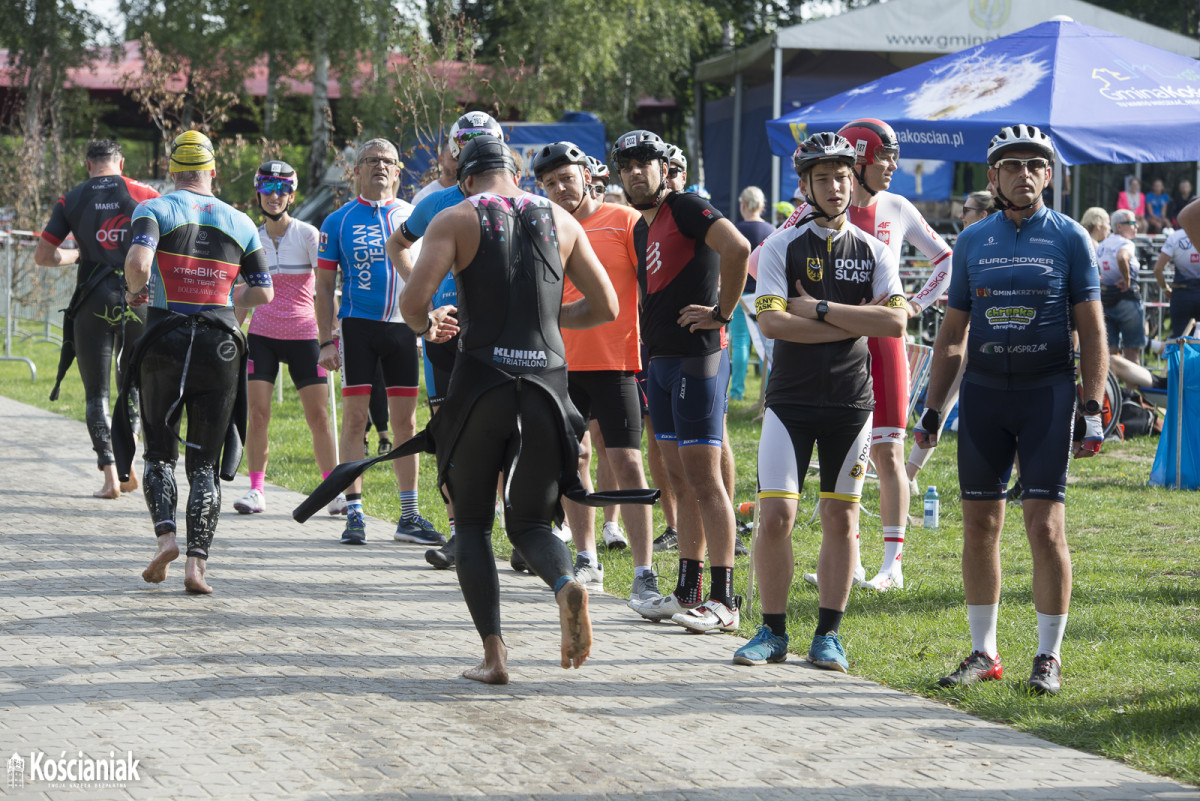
[924,486,940,529]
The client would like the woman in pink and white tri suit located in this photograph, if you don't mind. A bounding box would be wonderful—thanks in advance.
[233,161,344,516]
[837,119,953,591]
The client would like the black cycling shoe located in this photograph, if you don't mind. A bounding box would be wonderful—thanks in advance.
[734,535,750,557]
[653,527,678,552]
[1026,653,1063,695]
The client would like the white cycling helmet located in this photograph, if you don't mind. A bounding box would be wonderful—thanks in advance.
[449,112,503,158]
[987,124,1054,165]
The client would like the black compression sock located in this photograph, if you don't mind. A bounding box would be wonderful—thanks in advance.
[675,558,704,605]
[709,565,734,608]
[815,607,844,637]
[762,613,788,638]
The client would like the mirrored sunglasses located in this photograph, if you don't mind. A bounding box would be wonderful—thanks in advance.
[256,178,295,195]
[995,157,1049,173]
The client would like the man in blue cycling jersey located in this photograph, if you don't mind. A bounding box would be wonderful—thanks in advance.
[316,138,443,547]
[916,125,1108,696]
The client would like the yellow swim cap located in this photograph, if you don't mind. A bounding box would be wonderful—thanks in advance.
[169,130,215,173]
[774,201,795,219]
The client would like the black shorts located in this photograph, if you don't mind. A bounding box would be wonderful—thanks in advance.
[567,370,643,450]
[247,334,327,389]
[635,343,650,417]
[338,317,419,400]
[957,379,1075,503]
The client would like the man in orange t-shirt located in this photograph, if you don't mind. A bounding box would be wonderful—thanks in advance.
[531,142,661,609]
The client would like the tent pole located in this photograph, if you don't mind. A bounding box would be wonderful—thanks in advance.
[731,72,743,220]
[1054,157,1063,213]
[694,78,705,188]
[771,39,782,214]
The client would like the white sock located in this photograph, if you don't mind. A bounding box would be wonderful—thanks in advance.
[967,603,1000,658]
[577,550,597,566]
[635,565,653,578]
[1036,612,1068,662]
[881,526,905,573]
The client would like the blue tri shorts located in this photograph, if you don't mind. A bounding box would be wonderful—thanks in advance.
[645,349,730,448]
[957,378,1075,503]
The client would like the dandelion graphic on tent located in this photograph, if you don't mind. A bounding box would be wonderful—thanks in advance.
[905,48,1049,120]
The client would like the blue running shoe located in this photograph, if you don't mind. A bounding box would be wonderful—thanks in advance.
[340,510,366,545]
[733,625,789,666]
[806,632,848,673]
[394,513,446,545]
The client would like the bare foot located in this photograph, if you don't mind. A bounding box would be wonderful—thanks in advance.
[557,580,592,669]
[462,635,509,684]
[93,485,120,499]
[142,534,179,583]
[183,556,213,594]
[119,475,139,493]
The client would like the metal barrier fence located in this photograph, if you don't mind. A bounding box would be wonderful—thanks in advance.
[2,230,77,380]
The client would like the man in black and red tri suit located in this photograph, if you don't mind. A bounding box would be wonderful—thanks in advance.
[616,129,751,635]
[35,139,159,500]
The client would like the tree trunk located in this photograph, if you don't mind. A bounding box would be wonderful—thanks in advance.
[309,31,331,191]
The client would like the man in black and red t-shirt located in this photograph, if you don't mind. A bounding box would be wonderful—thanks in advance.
[616,130,751,634]
[35,139,159,500]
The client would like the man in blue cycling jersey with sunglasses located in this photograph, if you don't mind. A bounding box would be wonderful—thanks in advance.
[917,125,1107,696]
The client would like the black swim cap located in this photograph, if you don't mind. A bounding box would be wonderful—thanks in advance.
[456,135,516,181]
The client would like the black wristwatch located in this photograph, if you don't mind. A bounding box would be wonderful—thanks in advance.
[815,299,829,323]
[1083,399,1101,415]
[711,306,732,325]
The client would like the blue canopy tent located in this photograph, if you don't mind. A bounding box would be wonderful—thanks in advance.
[764,18,1200,208]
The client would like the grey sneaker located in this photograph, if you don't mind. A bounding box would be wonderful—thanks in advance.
[627,571,662,607]
[573,555,604,593]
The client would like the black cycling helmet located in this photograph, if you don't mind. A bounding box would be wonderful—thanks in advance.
[987,124,1055,212]
[837,118,900,197]
[792,132,857,222]
[255,160,298,219]
[793,132,857,176]
[255,160,298,190]
[612,129,670,210]
[610,130,670,169]
[530,141,588,180]
[456,134,516,183]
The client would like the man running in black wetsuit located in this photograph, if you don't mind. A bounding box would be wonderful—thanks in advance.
[116,131,274,595]
[35,139,159,499]
[399,135,619,684]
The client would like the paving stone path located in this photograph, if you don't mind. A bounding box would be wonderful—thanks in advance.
[1,395,1196,800]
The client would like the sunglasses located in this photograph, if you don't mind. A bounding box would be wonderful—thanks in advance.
[667,167,684,178]
[359,156,398,168]
[994,157,1049,174]
[256,178,294,195]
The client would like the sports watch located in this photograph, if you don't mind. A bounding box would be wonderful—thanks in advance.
[1083,399,1101,415]
[815,299,829,322]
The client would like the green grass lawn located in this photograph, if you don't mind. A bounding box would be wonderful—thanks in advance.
[3,322,1198,787]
